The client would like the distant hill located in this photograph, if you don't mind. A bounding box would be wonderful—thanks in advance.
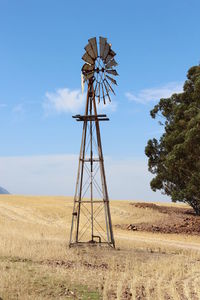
[0,186,9,194]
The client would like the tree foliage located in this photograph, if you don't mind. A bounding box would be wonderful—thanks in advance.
[145,65,200,215]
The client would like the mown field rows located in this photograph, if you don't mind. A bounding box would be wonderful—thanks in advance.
[0,195,200,299]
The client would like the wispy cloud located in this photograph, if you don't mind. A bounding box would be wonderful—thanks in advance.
[125,82,183,104]
[44,88,85,114]
[43,87,117,115]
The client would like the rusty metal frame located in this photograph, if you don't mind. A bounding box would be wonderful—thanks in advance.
[69,79,115,248]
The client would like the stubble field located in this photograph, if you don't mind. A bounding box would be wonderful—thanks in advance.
[0,195,200,299]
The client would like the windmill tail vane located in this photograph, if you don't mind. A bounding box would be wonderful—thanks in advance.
[69,37,118,248]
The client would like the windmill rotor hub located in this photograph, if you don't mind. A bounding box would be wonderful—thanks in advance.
[81,36,118,104]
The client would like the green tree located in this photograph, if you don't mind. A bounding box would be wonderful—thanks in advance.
[145,65,200,215]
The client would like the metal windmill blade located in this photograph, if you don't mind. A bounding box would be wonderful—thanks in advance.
[108,49,116,57]
[99,37,107,58]
[104,78,116,95]
[105,58,118,69]
[106,75,117,86]
[105,54,115,64]
[88,37,98,59]
[82,52,94,65]
[82,63,94,72]
[84,43,96,60]
[103,80,111,102]
[106,69,118,76]
[102,43,110,60]
[81,36,118,104]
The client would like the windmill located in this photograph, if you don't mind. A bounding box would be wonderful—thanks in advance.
[69,37,118,248]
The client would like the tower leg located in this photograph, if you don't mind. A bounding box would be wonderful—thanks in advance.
[69,88,90,246]
[92,92,115,248]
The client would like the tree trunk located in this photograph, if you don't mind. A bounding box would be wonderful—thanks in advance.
[188,200,200,216]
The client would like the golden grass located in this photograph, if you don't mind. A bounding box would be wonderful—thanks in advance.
[0,195,200,299]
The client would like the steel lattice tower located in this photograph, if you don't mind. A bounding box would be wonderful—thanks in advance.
[69,37,118,248]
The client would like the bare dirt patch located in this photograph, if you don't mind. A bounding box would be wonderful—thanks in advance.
[115,202,200,235]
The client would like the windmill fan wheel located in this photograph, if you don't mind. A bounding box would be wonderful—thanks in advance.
[81,36,118,104]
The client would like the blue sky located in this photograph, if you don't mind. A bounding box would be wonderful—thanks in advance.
[0,0,200,200]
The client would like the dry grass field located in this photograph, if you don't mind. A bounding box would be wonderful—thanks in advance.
[0,195,200,299]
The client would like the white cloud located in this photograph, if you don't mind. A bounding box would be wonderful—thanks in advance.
[44,88,85,114]
[126,82,183,104]
[0,154,170,202]
[44,87,117,115]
